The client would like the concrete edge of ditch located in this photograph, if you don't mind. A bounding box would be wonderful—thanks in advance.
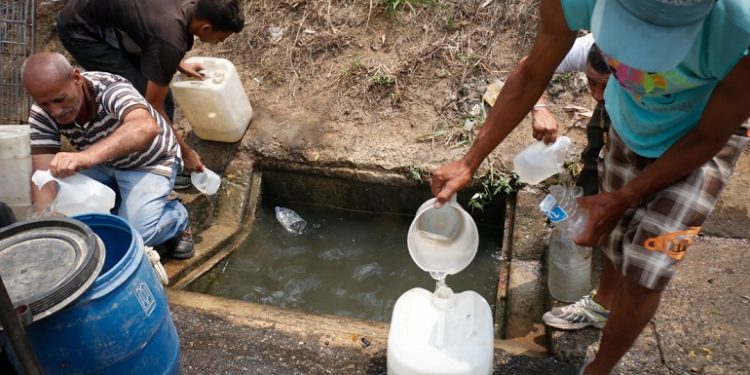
[502,186,551,355]
[164,158,258,285]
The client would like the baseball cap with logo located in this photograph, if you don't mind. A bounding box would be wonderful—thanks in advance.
[591,0,717,72]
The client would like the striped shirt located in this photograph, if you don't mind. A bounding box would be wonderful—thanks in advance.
[29,71,181,178]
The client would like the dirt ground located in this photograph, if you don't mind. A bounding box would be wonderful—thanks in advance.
[36,0,592,181]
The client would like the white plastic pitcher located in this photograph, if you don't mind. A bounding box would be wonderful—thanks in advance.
[170,57,253,143]
[513,136,571,185]
[407,195,479,276]
[31,170,116,216]
[0,125,33,219]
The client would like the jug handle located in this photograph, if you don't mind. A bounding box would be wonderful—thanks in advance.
[448,194,457,205]
[31,170,58,191]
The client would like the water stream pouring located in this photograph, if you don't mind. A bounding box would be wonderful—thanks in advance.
[387,195,493,375]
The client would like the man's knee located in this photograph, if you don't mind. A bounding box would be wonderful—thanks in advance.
[121,212,161,244]
[618,275,663,313]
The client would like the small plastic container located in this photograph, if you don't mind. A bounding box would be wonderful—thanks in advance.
[513,136,571,185]
[190,168,221,195]
[31,170,116,216]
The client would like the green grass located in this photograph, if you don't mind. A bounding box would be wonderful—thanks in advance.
[371,72,397,86]
[409,165,425,182]
[381,0,439,16]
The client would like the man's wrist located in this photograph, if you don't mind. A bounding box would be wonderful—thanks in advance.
[617,185,643,209]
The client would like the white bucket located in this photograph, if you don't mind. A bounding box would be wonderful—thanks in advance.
[0,125,32,218]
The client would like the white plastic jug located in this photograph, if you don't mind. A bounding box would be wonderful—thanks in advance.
[0,125,33,219]
[170,57,253,142]
[31,170,116,216]
[513,136,571,185]
[407,195,479,277]
[387,288,494,375]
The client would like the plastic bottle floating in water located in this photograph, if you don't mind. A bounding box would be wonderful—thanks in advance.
[274,207,307,234]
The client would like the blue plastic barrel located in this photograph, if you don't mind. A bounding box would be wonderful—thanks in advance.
[10,214,180,374]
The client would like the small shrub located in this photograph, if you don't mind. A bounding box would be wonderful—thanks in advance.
[468,168,517,212]
[381,0,438,16]
[371,72,397,86]
[409,165,424,182]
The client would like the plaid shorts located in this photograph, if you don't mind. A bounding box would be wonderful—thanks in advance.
[599,126,748,291]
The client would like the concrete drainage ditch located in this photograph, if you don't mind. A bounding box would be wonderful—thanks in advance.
[158,159,586,373]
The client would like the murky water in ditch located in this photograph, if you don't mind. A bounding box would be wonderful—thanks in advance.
[188,200,502,322]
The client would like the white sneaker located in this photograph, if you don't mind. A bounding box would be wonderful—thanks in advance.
[543,291,609,330]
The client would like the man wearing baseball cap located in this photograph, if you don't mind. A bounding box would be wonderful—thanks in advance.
[430,0,750,374]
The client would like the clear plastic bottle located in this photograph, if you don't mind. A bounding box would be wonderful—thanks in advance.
[539,185,586,237]
[539,185,592,302]
[274,206,306,234]
[547,226,592,302]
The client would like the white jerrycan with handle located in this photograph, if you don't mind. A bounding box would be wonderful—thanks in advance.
[513,136,571,185]
[170,57,253,143]
[31,170,116,216]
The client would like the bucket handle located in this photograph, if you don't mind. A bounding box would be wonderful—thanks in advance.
[143,246,169,285]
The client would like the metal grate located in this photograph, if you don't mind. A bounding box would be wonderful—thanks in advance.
[1,0,35,124]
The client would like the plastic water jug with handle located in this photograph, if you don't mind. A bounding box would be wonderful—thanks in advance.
[31,170,116,216]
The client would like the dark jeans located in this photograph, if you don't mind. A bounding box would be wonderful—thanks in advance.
[56,19,175,121]
[576,101,610,196]
[0,202,17,228]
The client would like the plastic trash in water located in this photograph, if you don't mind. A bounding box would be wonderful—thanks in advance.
[31,170,116,216]
[191,168,221,195]
[274,206,306,234]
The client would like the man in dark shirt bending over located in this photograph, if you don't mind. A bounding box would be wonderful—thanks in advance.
[56,0,245,180]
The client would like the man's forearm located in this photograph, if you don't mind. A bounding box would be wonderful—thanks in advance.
[462,60,557,170]
[82,108,159,165]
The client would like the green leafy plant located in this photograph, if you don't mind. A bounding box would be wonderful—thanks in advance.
[457,52,475,66]
[381,0,438,16]
[468,168,517,212]
[371,72,397,86]
[342,55,364,77]
[409,165,425,182]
